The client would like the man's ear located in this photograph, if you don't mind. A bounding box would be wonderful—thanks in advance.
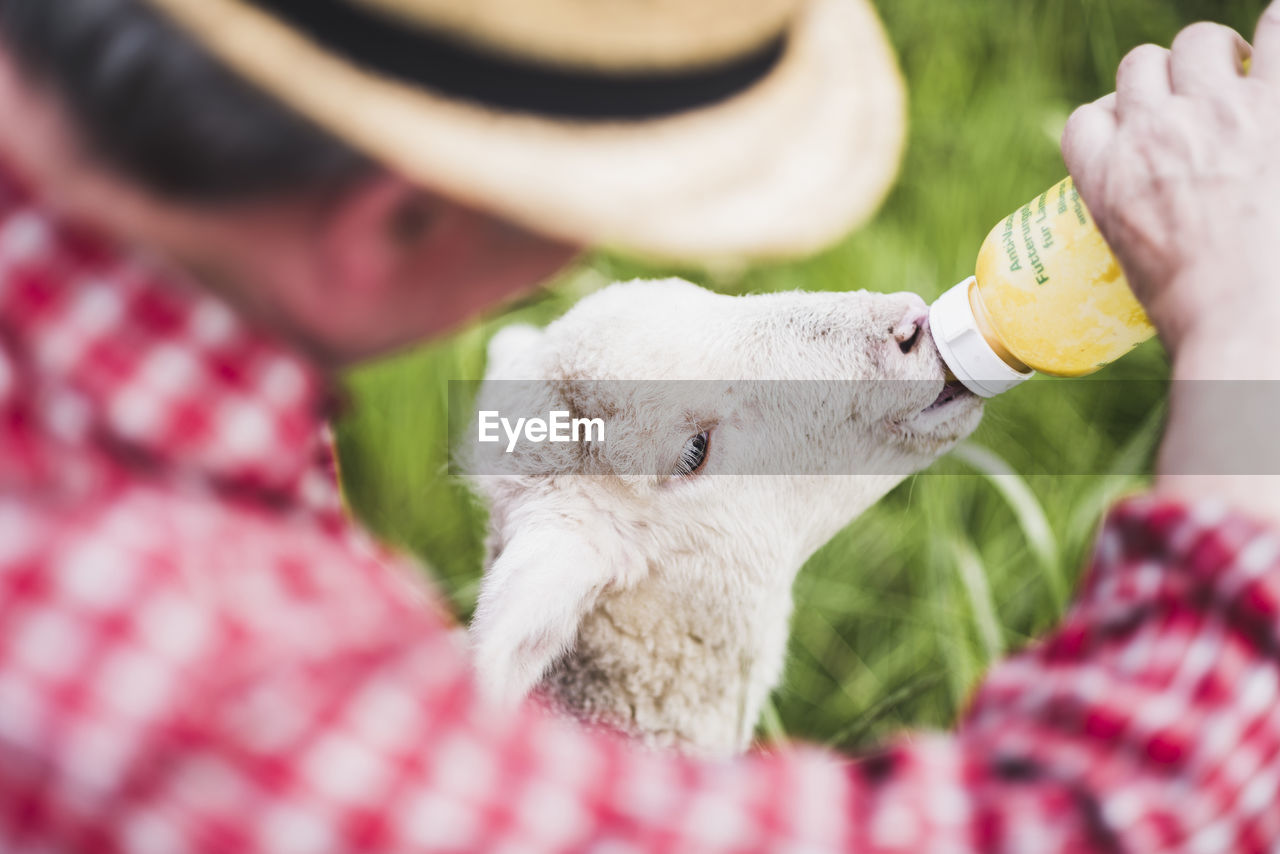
[469,520,640,705]
[485,323,544,381]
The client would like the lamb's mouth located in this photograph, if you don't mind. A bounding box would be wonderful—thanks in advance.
[893,377,984,448]
[922,378,974,413]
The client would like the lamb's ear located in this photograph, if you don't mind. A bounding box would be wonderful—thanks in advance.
[484,323,544,381]
[469,523,634,705]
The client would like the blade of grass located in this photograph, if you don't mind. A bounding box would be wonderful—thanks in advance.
[1062,401,1165,571]
[948,536,1003,663]
[758,698,788,748]
[919,486,981,714]
[952,442,1065,610]
[825,671,944,750]
[1107,396,1167,477]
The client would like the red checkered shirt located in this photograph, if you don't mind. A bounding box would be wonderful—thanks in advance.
[2,163,1279,854]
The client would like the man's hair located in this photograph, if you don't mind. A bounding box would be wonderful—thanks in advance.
[0,0,373,202]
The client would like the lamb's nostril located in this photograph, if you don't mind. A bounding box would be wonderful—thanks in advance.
[894,314,927,355]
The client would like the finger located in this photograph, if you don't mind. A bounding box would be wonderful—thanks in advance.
[1093,91,1118,117]
[1170,22,1250,94]
[1061,95,1117,202]
[1252,1,1280,82]
[1116,43,1173,118]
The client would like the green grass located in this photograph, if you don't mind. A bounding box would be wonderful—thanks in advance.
[333,0,1267,750]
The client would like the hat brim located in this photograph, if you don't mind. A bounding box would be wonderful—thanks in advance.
[140,0,906,264]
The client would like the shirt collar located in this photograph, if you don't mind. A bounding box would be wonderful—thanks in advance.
[0,167,334,501]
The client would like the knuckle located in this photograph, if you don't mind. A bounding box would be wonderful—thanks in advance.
[1127,42,1167,62]
[1061,110,1088,148]
[1174,20,1224,46]
[1064,103,1093,128]
[1172,21,1243,56]
[1118,43,1166,76]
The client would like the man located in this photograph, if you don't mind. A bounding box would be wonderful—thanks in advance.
[0,0,1278,851]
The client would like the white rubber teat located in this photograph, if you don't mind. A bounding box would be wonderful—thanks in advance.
[929,277,1034,398]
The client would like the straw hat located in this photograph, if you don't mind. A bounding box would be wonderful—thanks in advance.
[139,0,906,264]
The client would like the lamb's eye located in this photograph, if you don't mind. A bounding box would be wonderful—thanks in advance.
[674,430,711,478]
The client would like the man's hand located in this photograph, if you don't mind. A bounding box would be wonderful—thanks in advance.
[1063,7,1280,360]
[1063,4,1280,525]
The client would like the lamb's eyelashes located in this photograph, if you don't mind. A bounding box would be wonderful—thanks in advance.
[670,429,711,480]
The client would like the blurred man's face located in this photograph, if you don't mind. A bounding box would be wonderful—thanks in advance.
[0,46,579,368]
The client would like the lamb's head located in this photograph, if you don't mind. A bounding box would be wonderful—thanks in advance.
[466,278,982,721]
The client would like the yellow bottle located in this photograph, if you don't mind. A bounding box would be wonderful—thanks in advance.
[930,178,1155,397]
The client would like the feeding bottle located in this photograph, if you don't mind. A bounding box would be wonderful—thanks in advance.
[929,177,1155,397]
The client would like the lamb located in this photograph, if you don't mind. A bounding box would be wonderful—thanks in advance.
[465,278,982,757]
